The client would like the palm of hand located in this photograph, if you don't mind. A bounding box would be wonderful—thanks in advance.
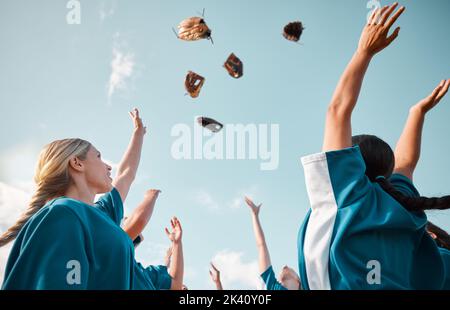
[245,196,261,215]
[129,108,147,134]
[418,80,450,112]
[165,217,182,243]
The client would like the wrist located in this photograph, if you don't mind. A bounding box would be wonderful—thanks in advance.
[355,49,374,62]
[410,104,427,116]
[133,127,146,136]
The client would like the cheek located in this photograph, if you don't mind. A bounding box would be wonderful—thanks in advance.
[85,163,107,182]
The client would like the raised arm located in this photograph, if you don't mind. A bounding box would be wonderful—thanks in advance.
[165,217,184,290]
[112,108,147,202]
[245,196,271,273]
[164,246,173,269]
[209,263,224,290]
[394,79,450,180]
[122,189,161,241]
[323,3,405,152]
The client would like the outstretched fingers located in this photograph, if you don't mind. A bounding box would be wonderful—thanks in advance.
[165,227,171,237]
[379,3,399,25]
[210,262,219,272]
[385,5,406,29]
[436,79,450,102]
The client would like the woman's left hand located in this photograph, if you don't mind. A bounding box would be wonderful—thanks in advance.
[129,108,147,135]
[414,79,450,114]
[165,217,182,244]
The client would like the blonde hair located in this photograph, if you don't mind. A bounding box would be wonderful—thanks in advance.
[0,139,92,247]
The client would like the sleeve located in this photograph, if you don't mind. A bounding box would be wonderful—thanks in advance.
[2,205,89,290]
[389,173,420,198]
[301,146,371,210]
[260,266,287,290]
[144,265,172,290]
[94,187,124,226]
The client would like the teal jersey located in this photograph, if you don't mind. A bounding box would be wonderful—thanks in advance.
[298,146,447,290]
[260,266,287,290]
[439,247,450,290]
[2,188,171,290]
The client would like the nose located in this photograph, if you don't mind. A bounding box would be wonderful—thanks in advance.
[106,164,112,171]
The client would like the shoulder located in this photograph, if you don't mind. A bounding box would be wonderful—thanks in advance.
[95,187,123,207]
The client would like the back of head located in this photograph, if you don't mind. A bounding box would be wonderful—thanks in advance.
[0,138,91,247]
[352,135,450,214]
[352,135,395,181]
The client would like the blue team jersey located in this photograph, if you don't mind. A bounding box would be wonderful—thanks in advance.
[298,146,448,290]
[260,266,287,290]
[2,188,171,290]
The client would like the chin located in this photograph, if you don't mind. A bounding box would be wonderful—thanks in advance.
[101,182,113,193]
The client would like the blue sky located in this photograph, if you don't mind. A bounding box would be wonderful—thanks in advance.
[0,0,449,289]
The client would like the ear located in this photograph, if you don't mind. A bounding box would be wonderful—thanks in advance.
[68,157,84,172]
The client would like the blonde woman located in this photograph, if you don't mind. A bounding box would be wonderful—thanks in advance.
[1,109,181,289]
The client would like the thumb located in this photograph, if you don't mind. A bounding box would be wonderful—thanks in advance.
[427,82,444,101]
[386,27,400,45]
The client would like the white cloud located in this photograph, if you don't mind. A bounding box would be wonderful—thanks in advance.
[209,250,263,290]
[134,240,170,267]
[194,186,259,213]
[0,182,33,284]
[194,190,220,212]
[0,142,40,184]
[107,34,135,103]
[228,185,259,210]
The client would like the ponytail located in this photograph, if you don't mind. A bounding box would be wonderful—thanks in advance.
[0,138,91,247]
[0,187,57,247]
[375,177,450,212]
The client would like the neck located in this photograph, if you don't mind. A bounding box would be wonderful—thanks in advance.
[64,183,96,206]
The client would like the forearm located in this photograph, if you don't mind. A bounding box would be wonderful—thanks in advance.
[169,242,184,290]
[251,214,271,272]
[330,51,372,113]
[117,130,144,179]
[323,51,372,151]
[122,199,155,240]
[394,106,425,178]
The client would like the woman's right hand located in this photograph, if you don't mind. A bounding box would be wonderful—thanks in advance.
[357,3,405,57]
[209,263,221,283]
[245,196,261,216]
[129,108,147,136]
[165,217,182,244]
[413,79,450,114]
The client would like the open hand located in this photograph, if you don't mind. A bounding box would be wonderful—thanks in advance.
[129,108,147,135]
[358,3,405,57]
[244,196,261,216]
[209,263,221,283]
[165,217,182,244]
[414,79,450,114]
